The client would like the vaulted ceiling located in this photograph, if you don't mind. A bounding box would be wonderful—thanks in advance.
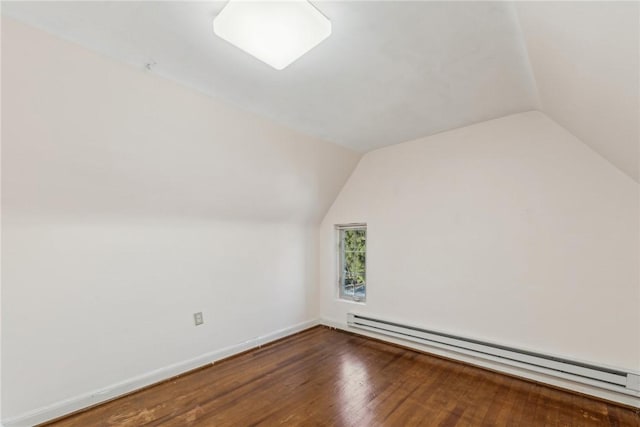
[515,1,639,181]
[3,1,638,181]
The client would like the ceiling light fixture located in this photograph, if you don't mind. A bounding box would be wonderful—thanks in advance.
[213,0,331,70]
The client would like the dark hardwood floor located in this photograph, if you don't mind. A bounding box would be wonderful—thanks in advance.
[44,326,639,426]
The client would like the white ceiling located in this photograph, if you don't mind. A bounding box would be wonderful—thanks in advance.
[1,1,538,151]
[2,1,638,181]
[516,1,639,182]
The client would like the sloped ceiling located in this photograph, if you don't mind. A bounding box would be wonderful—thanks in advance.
[2,18,360,223]
[1,1,538,151]
[2,1,638,181]
[516,1,639,181]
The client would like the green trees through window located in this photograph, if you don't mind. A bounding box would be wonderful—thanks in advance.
[338,225,366,301]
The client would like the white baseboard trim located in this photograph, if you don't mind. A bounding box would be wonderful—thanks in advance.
[320,318,640,409]
[6,317,637,426]
[3,319,319,427]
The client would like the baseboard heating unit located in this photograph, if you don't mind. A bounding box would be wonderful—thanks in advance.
[347,313,640,398]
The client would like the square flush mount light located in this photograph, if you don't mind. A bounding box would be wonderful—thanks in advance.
[213,0,331,70]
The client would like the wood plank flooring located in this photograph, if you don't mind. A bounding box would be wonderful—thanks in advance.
[43,326,640,426]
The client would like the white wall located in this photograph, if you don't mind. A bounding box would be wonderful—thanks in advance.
[3,10,639,423]
[0,15,4,424]
[1,18,359,421]
[516,1,639,182]
[319,111,640,372]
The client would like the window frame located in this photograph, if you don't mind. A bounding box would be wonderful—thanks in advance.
[336,223,367,303]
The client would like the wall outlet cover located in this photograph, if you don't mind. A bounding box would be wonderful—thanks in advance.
[194,312,204,326]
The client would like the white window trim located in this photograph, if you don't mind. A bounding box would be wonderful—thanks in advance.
[336,223,367,303]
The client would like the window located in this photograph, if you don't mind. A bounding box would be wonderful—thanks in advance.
[337,224,367,302]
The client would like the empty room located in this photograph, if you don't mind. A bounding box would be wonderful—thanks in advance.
[1,0,639,426]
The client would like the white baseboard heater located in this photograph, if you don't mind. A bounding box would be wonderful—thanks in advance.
[347,313,640,397]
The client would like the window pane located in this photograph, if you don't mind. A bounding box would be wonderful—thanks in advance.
[337,225,366,302]
[344,229,366,252]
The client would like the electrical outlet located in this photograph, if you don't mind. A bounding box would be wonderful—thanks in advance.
[194,312,204,326]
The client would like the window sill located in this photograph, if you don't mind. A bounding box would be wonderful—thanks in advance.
[336,298,367,305]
